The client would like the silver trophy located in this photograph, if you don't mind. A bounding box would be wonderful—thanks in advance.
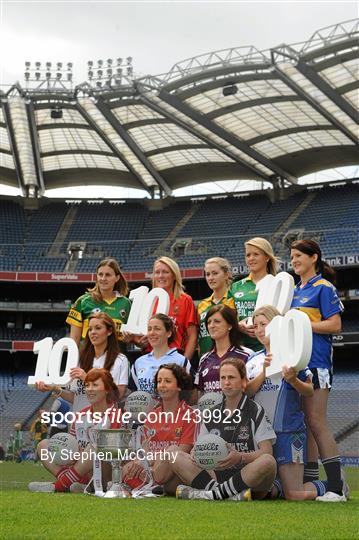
[90,428,133,498]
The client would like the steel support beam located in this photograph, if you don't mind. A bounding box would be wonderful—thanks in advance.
[95,97,172,196]
[296,59,359,124]
[25,100,45,194]
[76,101,152,195]
[1,100,26,194]
[159,89,297,183]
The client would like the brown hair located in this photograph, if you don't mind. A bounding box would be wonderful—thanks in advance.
[149,313,177,345]
[154,363,193,401]
[84,368,120,404]
[220,357,247,380]
[88,258,129,302]
[80,312,120,373]
[205,304,242,348]
[291,239,336,284]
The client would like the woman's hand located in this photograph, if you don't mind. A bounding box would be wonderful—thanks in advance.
[282,365,297,384]
[216,446,243,470]
[263,353,272,373]
[70,367,86,381]
[35,381,54,393]
[239,319,256,338]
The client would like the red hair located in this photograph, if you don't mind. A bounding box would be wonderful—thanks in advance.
[84,368,120,404]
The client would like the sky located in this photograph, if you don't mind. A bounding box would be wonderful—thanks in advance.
[0,1,357,197]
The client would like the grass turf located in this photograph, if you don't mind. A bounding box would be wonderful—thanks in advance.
[1,462,358,540]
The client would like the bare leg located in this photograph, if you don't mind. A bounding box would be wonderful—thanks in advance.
[241,454,277,495]
[304,390,339,459]
[279,463,317,500]
[169,450,216,485]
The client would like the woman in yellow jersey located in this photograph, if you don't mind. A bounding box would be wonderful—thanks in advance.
[197,257,235,358]
[231,238,279,351]
[66,258,131,347]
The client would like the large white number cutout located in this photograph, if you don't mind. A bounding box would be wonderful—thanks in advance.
[255,272,295,314]
[121,286,170,335]
[265,309,312,376]
[28,337,79,387]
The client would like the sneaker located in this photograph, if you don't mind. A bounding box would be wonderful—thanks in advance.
[316,491,347,502]
[69,482,87,493]
[341,469,350,500]
[28,482,55,493]
[176,485,214,500]
[228,489,252,502]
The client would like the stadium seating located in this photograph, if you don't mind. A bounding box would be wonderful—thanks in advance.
[0,183,358,272]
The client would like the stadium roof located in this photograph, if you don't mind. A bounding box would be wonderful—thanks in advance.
[0,19,358,198]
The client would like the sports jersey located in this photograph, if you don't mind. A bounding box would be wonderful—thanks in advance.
[273,368,312,433]
[68,352,129,412]
[143,400,196,452]
[246,350,312,433]
[291,274,343,370]
[131,348,190,395]
[70,404,121,449]
[195,345,252,393]
[200,394,276,473]
[246,350,282,425]
[197,291,235,357]
[230,275,261,351]
[66,292,131,341]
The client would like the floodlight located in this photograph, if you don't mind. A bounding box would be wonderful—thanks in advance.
[222,84,238,96]
[97,69,103,77]
[107,58,113,65]
[117,58,123,65]
[88,60,93,67]
[46,62,52,68]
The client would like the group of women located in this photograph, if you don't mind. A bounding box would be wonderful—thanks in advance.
[33,237,347,502]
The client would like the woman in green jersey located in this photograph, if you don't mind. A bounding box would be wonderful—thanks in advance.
[66,258,131,347]
[197,257,235,357]
[231,238,279,351]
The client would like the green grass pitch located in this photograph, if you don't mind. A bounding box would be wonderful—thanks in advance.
[1,462,358,540]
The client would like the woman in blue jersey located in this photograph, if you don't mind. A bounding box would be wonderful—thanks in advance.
[130,314,190,396]
[247,305,329,501]
[290,239,345,502]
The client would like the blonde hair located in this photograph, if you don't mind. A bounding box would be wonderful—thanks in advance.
[245,237,279,276]
[152,256,184,300]
[252,304,281,323]
[204,257,232,286]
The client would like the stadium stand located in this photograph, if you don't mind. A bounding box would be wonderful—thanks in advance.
[0,183,358,273]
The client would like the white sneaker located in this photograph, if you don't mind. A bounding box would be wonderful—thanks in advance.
[176,485,214,500]
[228,489,252,502]
[28,482,55,493]
[316,491,347,502]
[341,469,350,500]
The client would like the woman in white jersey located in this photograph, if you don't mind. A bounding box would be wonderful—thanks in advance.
[36,312,129,410]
